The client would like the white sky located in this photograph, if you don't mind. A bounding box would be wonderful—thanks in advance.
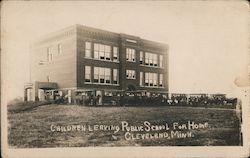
[1,1,249,102]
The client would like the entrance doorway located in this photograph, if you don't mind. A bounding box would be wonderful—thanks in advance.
[96,90,102,105]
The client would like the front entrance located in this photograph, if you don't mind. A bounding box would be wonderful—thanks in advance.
[25,88,33,101]
[38,89,45,101]
[96,90,102,105]
[24,81,58,101]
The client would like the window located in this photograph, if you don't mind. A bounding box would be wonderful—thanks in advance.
[159,55,163,67]
[159,74,163,87]
[85,66,91,82]
[85,42,91,58]
[144,52,158,67]
[149,73,153,86]
[145,73,149,86]
[99,45,105,59]
[113,69,118,84]
[149,54,153,66]
[105,68,111,83]
[47,47,53,62]
[94,67,99,83]
[99,68,105,83]
[94,43,111,60]
[105,91,113,96]
[126,70,136,79]
[126,48,135,62]
[105,45,111,60]
[153,54,158,66]
[140,51,143,64]
[153,73,158,87]
[113,47,119,61]
[145,72,158,87]
[140,72,143,86]
[93,67,111,84]
[58,44,62,54]
[94,44,99,59]
[145,53,149,65]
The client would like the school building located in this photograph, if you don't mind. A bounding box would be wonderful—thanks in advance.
[24,24,168,104]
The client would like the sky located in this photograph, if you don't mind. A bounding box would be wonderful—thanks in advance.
[1,1,249,102]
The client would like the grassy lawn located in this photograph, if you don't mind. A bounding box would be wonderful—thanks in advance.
[8,104,241,148]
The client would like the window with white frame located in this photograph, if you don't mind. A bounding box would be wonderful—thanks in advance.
[149,53,153,66]
[145,53,149,65]
[105,68,111,83]
[85,42,91,58]
[153,73,158,87]
[94,45,99,59]
[93,67,111,84]
[159,55,163,67]
[153,54,158,66]
[58,44,62,54]
[145,52,158,67]
[159,74,163,87]
[145,72,158,87]
[140,72,143,86]
[99,68,105,83]
[140,51,143,64]
[105,45,111,60]
[94,43,111,60]
[85,66,91,82]
[113,47,119,61]
[113,69,118,84]
[126,48,136,62]
[94,67,99,83]
[145,73,149,86]
[126,70,136,79]
[149,73,153,86]
[47,47,53,62]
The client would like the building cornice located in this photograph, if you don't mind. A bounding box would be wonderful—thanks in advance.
[76,26,120,42]
[31,24,168,52]
[31,26,77,46]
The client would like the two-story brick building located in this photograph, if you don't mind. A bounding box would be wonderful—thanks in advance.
[24,24,168,105]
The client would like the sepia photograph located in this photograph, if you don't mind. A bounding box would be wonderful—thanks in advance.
[1,1,249,158]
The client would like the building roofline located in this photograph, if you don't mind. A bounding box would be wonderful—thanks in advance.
[31,24,168,49]
[76,24,167,48]
[75,24,119,37]
[31,24,77,46]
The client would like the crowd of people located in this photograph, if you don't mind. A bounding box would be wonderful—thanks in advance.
[53,92,238,107]
[120,94,237,106]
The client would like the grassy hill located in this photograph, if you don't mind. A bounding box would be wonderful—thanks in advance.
[8,104,241,147]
